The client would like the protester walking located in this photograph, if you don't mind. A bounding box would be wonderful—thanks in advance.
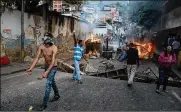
[156,45,176,93]
[126,43,139,87]
[26,33,60,111]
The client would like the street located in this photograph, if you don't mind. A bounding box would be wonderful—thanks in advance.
[1,68,181,111]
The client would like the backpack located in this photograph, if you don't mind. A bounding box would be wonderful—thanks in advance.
[119,51,127,62]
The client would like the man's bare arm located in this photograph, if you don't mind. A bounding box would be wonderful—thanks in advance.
[45,46,57,74]
[29,46,42,70]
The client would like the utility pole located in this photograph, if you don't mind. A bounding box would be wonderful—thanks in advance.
[0,0,2,40]
[21,0,25,62]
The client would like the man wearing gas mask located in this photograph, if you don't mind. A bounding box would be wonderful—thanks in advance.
[26,33,60,111]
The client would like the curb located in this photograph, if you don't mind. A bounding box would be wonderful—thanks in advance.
[0,69,27,75]
[0,65,43,75]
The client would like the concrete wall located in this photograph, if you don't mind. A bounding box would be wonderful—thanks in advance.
[152,6,181,32]
[1,9,92,61]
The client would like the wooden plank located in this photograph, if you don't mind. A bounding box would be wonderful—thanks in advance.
[172,65,181,79]
[57,60,86,75]
[109,75,124,79]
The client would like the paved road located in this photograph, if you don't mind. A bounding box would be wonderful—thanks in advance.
[1,68,181,111]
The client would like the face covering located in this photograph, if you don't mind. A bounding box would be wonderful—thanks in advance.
[42,36,49,41]
[42,36,54,45]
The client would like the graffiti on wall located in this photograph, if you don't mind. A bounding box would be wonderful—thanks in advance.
[2,28,19,40]
[3,29,12,39]
[1,9,91,61]
[25,25,34,39]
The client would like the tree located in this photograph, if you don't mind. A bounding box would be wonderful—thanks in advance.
[1,0,40,11]
[129,1,164,30]
[64,0,85,9]
[1,0,86,11]
[106,19,111,25]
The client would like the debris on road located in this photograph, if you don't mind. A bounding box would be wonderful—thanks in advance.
[57,60,86,75]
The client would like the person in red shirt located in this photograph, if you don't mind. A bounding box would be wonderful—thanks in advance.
[156,45,176,93]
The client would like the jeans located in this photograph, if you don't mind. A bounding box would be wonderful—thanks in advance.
[127,64,137,84]
[43,66,59,105]
[73,60,81,80]
[156,67,171,90]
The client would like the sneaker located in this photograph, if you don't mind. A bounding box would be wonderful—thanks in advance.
[155,89,160,93]
[78,80,83,84]
[127,84,132,87]
[49,95,60,102]
[38,104,47,111]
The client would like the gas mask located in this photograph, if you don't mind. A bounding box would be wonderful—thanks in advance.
[42,36,54,45]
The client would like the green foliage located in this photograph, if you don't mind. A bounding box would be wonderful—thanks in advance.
[129,1,164,29]
[1,0,40,11]
[1,0,85,11]
[64,0,85,5]
[106,19,111,25]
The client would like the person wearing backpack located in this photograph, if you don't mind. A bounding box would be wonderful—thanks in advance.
[156,45,176,93]
[119,47,127,62]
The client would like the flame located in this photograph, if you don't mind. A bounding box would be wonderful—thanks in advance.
[88,50,99,57]
[89,33,102,43]
[86,33,101,57]
[134,42,153,59]
[91,33,94,42]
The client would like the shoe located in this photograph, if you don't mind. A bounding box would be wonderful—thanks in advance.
[49,95,60,102]
[127,84,132,87]
[72,78,76,81]
[163,90,168,93]
[78,80,83,84]
[38,104,47,111]
[155,89,160,93]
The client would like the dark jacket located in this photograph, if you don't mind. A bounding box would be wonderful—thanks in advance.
[126,47,139,65]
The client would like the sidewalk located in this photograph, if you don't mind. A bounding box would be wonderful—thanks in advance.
[0,62,31,75]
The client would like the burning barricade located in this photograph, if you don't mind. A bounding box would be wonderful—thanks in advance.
[85,34,102,58]
[133,41,154,59]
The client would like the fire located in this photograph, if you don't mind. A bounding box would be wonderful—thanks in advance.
[133,42,153,59]
[88,50,99,56]
[90,33,101,43]
[86,34,102,57]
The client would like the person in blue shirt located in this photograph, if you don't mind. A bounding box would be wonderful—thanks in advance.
[119,47,127,62]
[72,31,88,84]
